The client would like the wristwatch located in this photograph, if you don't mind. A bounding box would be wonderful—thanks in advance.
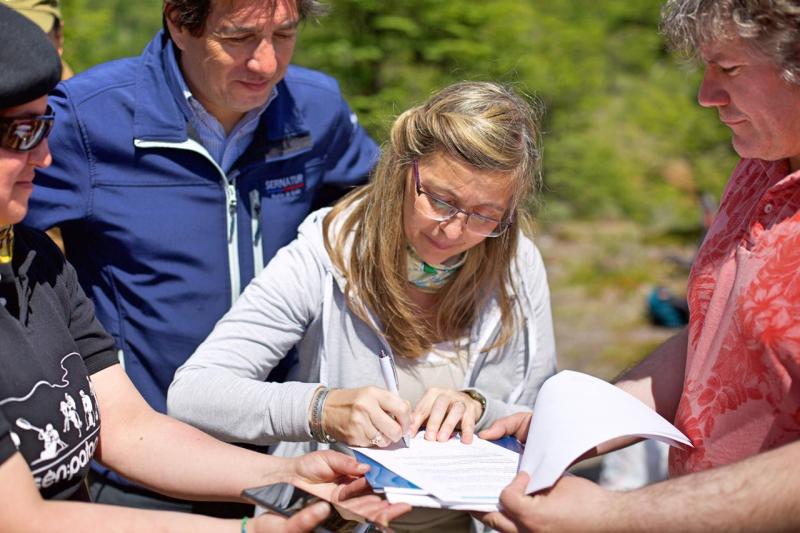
[461,389,487,420]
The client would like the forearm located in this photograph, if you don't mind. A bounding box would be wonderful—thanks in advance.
[168,248,326,444]
[614,326,688,417]
[95,365,294,502]
[97,406,293,502]
[611,441,800,532]
[1,454,241,533]
[32,500,239,533]
[168,367,321,445]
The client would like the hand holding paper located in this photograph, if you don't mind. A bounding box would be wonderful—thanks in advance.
[518,370,692,494]
[353,371,693,511]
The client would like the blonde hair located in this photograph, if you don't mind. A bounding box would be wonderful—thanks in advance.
[324,81,543,358]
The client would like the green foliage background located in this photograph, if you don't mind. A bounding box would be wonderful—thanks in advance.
[61,0,738,231]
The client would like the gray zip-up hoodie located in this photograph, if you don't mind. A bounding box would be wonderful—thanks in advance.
[168,206,556,456]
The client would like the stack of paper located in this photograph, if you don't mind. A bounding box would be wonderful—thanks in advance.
[353,433,521,512]
[352,370,693,512]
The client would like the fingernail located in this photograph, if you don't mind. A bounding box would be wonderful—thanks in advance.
[314,502,331,518]
[438,431,448,440]
[425,431,434,439]
[358,463,369,472]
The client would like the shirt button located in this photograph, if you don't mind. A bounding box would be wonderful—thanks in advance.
[764,204,774,213]
[0,297,6,307]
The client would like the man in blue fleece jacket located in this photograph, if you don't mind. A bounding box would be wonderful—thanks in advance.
[24,0,378,514]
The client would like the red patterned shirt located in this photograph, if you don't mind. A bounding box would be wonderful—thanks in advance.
[670,158,800,476]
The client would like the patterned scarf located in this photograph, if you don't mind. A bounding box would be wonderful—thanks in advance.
[406,244,467,293]
[0,225,13,264]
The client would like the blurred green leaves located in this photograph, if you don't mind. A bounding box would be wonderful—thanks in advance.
[61,0,738,230]
[62,0,162,69]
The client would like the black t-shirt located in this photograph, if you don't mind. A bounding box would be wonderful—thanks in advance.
[0,225,118,500]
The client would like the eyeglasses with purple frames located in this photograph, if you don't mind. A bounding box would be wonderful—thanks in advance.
[412,159,513,238]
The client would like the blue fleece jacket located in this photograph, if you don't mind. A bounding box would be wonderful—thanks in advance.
[24,31,377,487]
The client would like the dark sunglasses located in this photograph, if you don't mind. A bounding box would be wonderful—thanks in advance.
[0,106,55,152]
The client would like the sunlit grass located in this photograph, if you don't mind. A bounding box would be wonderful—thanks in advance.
[539,219,690,380]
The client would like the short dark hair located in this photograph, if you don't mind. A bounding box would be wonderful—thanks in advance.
[163,0,329,38]
[661,0,800,84]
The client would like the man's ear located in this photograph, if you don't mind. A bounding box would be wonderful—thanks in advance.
[163,5,188,51]
[49,20,64,56]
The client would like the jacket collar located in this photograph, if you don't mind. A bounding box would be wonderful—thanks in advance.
[132,31,310,145]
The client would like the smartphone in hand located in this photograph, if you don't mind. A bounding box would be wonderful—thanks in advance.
[242,482,395,533]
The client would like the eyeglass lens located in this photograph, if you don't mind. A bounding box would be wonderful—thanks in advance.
[415,194,506,237]
[0,107,55,152]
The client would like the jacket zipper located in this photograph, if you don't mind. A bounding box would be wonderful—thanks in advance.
[250,189,264,277]
[464,308,503,388]
[226,179,240,303]
[133,138,241,306]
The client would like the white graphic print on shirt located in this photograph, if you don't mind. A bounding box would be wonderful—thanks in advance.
[80,390,96,428]
[0,352,100,493]
[60,393,82,437]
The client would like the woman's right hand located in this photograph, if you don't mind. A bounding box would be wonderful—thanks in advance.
[322,387,412,447]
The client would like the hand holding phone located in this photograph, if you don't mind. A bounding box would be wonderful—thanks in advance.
[247,498,334,533]
[243,481,403,533]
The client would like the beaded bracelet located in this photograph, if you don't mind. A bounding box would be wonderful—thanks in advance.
[241,515,248,533]
[309,387,337,444]
[309,386,327,442]
[318,387,337,444]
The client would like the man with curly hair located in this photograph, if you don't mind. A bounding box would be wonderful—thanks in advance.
[478,1,800,530]
[23,0,378,515]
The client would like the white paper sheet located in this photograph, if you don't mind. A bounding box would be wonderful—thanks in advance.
[519,370,692,494]
[353,370,692,509]
[353,431,519,507]
[383,489,499,512]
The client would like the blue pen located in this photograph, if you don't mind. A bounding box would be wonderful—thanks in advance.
[378,350,411,447]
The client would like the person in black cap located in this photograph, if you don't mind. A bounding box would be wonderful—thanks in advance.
[0,5,407,531]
